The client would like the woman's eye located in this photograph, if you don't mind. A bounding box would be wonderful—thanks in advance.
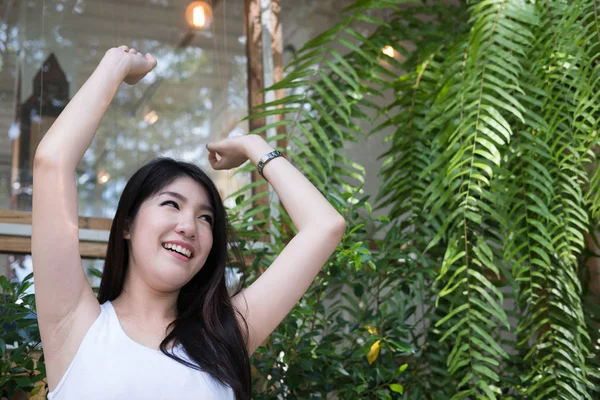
[161,200,179,209]
[199,215,213,225]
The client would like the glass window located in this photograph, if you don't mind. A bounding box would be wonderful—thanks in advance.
[0,253,102,288]
[0,0,250,217]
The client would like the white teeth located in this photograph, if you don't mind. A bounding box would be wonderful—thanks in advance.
[162,243,192,258]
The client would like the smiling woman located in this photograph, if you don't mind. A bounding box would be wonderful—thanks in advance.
[30,46,345,400]
[92,157,247,399]
[98,159,222,299]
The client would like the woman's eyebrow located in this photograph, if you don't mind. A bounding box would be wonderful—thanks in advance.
[160,191,214,214]
[198,204,215,215]
[160,191,187,202]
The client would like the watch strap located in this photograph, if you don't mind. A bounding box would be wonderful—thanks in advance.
[257,150,283,180]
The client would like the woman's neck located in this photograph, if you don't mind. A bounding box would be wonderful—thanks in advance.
[111,270,179,324]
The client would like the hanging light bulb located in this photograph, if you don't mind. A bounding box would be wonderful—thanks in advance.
[185,1,213,29]
[382,45,395,58]
[97,170,111,184]
[144,110,159,125]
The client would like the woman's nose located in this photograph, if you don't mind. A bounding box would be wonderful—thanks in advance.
[176,214,197,238]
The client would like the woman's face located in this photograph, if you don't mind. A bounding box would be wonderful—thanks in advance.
[124,176,215,292]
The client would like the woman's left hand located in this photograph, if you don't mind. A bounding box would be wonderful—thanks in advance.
[206,135,256,170]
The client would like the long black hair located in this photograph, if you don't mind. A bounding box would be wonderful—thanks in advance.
[97,158,251,399]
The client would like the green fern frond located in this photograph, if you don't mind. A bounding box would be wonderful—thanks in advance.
[237,0,600,397]
[420,1,538,398]
[496,1,600,398]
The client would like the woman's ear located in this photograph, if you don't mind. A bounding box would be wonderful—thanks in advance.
[123,220,131,239]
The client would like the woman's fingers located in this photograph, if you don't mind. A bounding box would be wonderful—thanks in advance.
[145,54,157,68]
[146,54,157,68]
[116,46,155,63]
[114,46,157,85]
[207,143,222,169]
[208,151,221,169]
[206,138,249,170]
[206,142,220,153]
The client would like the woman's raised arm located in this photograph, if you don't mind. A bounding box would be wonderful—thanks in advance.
[207,135,346,354]
[31,46,156,388]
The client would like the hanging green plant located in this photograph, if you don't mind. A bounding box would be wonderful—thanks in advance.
[240,0,600,398]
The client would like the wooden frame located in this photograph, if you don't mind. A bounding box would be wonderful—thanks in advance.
[0,211,111,258]
[0,210,111,229]
[0,236,108,259]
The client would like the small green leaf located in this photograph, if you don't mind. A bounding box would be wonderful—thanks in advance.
[16,376,32,388]
[353,283,364,297]
[390,383,404,394]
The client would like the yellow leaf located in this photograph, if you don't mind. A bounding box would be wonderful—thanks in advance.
[365,325,378,335]
[367,340,381,365]
[30,383,42,397]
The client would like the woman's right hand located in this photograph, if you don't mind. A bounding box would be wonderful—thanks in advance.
[106,45,157,85]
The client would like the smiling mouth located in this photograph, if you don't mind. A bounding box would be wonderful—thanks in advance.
[161,243,194,259]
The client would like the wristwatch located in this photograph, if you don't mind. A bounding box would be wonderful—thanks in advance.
[257,150,283,181]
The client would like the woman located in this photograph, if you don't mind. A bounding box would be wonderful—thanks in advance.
[31,46,346,399]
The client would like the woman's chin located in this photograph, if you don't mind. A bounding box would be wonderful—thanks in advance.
[149,267,194,292]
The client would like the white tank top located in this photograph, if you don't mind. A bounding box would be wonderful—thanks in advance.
[47,301,235,400]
